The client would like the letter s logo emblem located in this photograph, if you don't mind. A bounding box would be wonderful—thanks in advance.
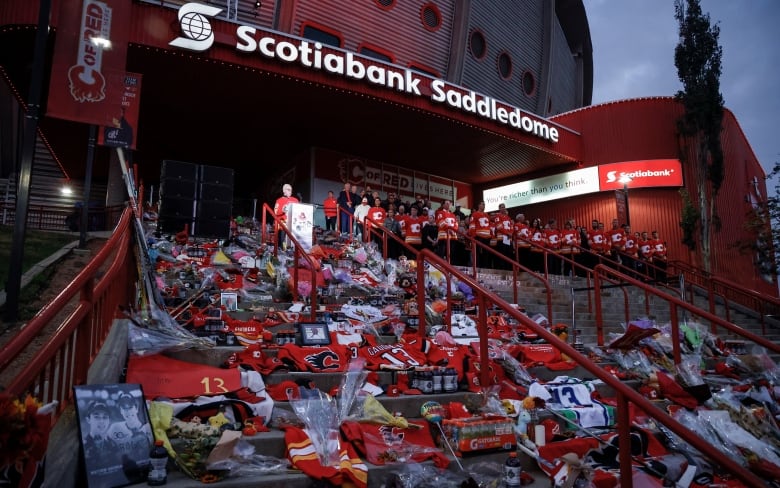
[606,171,616,183]
[169,3,223,52]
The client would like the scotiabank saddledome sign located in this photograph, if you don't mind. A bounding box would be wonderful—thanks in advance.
[483,159,683,211]
[169,3,562,144]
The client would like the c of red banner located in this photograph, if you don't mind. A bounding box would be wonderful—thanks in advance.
[98,72,141,149]
[47,0,130,127]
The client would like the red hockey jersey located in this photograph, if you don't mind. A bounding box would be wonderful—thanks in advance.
[276,344,350,373]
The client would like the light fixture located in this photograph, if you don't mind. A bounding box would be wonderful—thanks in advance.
[61,184,73,196]
[90,36,112,49]
[255,1,261,8]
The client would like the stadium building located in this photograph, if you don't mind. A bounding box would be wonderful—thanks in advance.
[0,0,774,294]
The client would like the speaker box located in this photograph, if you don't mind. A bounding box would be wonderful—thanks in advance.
[158,197,196,234]
[158,162,234,239]
[199,183,233,202]
[162,160,198,180]
[161,178,197,199]
[196,201,232,238]
[200,165,234,187]
[197,200,232,221]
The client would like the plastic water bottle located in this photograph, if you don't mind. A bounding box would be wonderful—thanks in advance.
[432,367,443,393]
[504,451,522,487]
[443,368,458,392]
[419,369,433,394]
[148,439,168,486]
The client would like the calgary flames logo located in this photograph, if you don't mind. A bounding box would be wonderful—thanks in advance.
[68,1,112,103]
[337,158,366,186]
[304,350,341,371]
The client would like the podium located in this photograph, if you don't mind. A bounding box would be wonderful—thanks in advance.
[286,202,314,252]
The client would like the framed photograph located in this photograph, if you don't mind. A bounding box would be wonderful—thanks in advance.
[221,292,238,311]
[74,384,154,488]
[298,322,331,346]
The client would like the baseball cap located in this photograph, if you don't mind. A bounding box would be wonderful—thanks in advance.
[87,401,111,416]
[117,393,135,408]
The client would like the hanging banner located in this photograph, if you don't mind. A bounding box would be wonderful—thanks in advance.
[47,0,130,126]
[98,72,142,149]
[615,189,628,225]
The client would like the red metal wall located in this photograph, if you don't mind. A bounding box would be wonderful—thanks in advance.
[548,98,776,296]
[289,0,456,76]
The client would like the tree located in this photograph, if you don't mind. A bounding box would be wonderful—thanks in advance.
[673,0,724,272]
[736,164,780,278]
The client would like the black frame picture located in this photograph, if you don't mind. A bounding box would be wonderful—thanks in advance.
[298,322,331,346]
[74,384,155,488]
[220,292,238,311]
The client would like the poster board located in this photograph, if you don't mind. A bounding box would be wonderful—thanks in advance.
[287,202,314,252]
[74,384,154,488]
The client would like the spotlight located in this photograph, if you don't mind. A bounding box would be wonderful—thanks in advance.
[255,1,261,8]
[61,185,73,196]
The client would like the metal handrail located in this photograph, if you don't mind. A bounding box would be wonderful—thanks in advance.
[413,249,767,488]
[0,206,136,422]
[259,202,318,321]
[363,216,555,323]
[593,264,780,361]
[668,259,780,335]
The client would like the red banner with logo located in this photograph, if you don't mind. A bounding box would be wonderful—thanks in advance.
[47,0,130,126]
[98,72,141,149]
[598,159,683,191]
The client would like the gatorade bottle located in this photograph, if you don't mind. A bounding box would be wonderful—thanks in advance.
[504,451,522,487]
[148,439,168,486]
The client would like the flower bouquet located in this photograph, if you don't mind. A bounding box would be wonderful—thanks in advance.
[0,394,57,488]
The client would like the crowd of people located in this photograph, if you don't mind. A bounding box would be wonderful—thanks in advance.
[274,184,668,279]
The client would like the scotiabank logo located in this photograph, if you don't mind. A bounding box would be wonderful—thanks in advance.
[599,159,683,190]
[170,3,222,52]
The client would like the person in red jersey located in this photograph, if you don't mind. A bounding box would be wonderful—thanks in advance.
[435,200,459,261]
[650,230,668,281]
[637,231,653,279]
[544,219,562,275]
[469,201,494,268]
[514,213,531,270]
[493,203,514,269]
[560,220,579,276]
[274,183,299,248]
[588,220,608,268]
[366,197,386,247]
[401,205,425,252]
[605,218,626,266]
[323,190,338,232]
[622,225,639,277]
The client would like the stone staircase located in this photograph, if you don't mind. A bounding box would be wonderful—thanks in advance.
[160,344,627,488]
[478,267,779,355]
[46,244,774,488]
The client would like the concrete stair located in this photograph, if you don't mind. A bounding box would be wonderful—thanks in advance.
[159,353,631,488]
[151,260,777,487]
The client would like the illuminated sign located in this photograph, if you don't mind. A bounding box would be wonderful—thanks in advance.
[598,159,683,190]
[171,3,561,144]
[483,167,599,211]
[483,160,683,211]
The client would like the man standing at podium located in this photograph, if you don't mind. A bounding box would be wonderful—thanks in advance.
[274,183,299,248]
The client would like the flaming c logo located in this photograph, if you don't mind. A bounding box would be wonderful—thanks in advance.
[304,350,341,371]
[68,1,112,103]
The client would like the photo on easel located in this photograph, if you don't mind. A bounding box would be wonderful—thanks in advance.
[74,384,154,488]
